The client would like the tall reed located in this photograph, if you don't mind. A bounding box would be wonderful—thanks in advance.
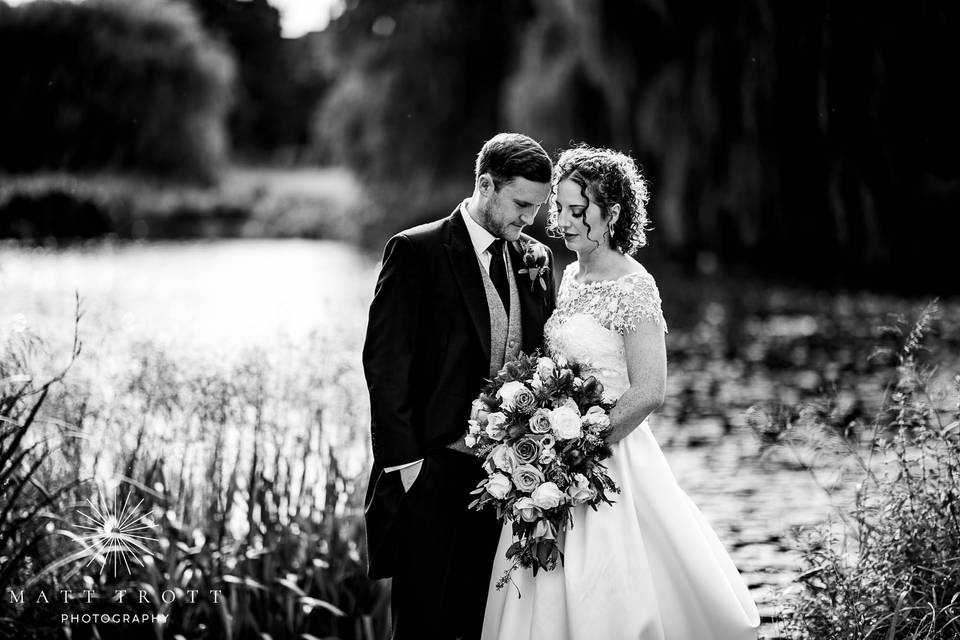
[767,301,960,639]
[0,311,390,639]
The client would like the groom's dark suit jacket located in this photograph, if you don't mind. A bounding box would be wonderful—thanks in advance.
[362,208,556,580]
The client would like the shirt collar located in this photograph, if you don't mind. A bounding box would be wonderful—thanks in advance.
[459,199,498,257]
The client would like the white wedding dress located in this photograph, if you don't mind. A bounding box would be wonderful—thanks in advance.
[481,262,760,640]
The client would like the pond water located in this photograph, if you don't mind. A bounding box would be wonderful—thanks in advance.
[2,239,897,638]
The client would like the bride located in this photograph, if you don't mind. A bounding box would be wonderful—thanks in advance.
[481,146,760,640]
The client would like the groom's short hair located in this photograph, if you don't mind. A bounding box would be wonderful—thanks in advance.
[475,133,552,189]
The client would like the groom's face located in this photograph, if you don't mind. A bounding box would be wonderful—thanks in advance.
[477,175,552,242]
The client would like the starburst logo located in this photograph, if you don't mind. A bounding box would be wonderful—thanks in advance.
[72,490,159,576]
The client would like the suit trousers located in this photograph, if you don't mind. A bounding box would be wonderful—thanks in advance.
[390,448,502,640]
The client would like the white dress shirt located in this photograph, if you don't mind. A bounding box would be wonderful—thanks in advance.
[384,201,501,473]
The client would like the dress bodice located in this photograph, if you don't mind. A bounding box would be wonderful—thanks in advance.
[544,262,668,400]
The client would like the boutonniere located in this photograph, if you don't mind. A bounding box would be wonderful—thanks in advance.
[517,240,550,292]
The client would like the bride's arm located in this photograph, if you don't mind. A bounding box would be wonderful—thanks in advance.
[604,320,667,444]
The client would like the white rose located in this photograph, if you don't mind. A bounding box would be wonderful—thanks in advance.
[581,405,611,431]
[486,473,513,499]
[530,372,543,390]
[536,357,556,380]
[531,482,565,510]
[491,444,518,473]
[467,420,482,435]
[497,381,527,410]
[538,448,556,464]
[567,473,597,505]
[549,406,582,440]
[465,434,477,448]
[513,497,542,523]
[485,412,507,440]
[584,405,605,419]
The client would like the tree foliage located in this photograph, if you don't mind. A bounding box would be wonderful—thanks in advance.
[314,0,532,184]
[318,0,960,289]
[188,0,328,159]
[506,1,960,288]
[0,0,235,182]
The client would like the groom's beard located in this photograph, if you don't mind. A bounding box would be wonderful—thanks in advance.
[478,199,523,241]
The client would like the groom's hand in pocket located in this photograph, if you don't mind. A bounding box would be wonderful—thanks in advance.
[399,460,423,493]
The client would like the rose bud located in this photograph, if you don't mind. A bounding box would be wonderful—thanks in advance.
[486,473,513,499]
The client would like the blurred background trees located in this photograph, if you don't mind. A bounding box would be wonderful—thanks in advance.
[0,0,234,182]
[2,0,958,291]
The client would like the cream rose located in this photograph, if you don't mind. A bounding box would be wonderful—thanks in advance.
[549,406,582,440]
[539,448,556,465]
[528,409,552,434]
[511,464,545,493]
[497,381,527,410]
[567,472,597,505]
[470,398,484,421]
[531,481,565,510]
[486,473,513,499]
[491,443,519,473]
[530,372,544,390]
[485,412,507,440]
[536,357,556,380]
[512,497,542,523]
[582,405,611,432]
[584,405,605,419]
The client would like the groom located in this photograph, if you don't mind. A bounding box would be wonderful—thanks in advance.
[362,133,555,639]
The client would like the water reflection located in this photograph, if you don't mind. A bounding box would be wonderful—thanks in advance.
[1,239,377,355]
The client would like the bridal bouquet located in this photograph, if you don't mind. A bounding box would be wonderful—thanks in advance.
[466,351,620,588]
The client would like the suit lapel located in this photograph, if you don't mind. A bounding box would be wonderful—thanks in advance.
[508,239,547,353]
[443,210,491,365]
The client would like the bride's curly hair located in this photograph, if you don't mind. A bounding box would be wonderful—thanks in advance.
[547,145,651,254]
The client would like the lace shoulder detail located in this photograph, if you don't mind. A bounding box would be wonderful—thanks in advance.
[558,261,579,293]
[554,262,668,335]
[612,268,668,335]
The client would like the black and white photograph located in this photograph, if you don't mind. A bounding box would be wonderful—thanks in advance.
[1,1,959,639]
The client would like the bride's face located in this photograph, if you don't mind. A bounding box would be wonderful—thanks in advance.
[554,178,615,254]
